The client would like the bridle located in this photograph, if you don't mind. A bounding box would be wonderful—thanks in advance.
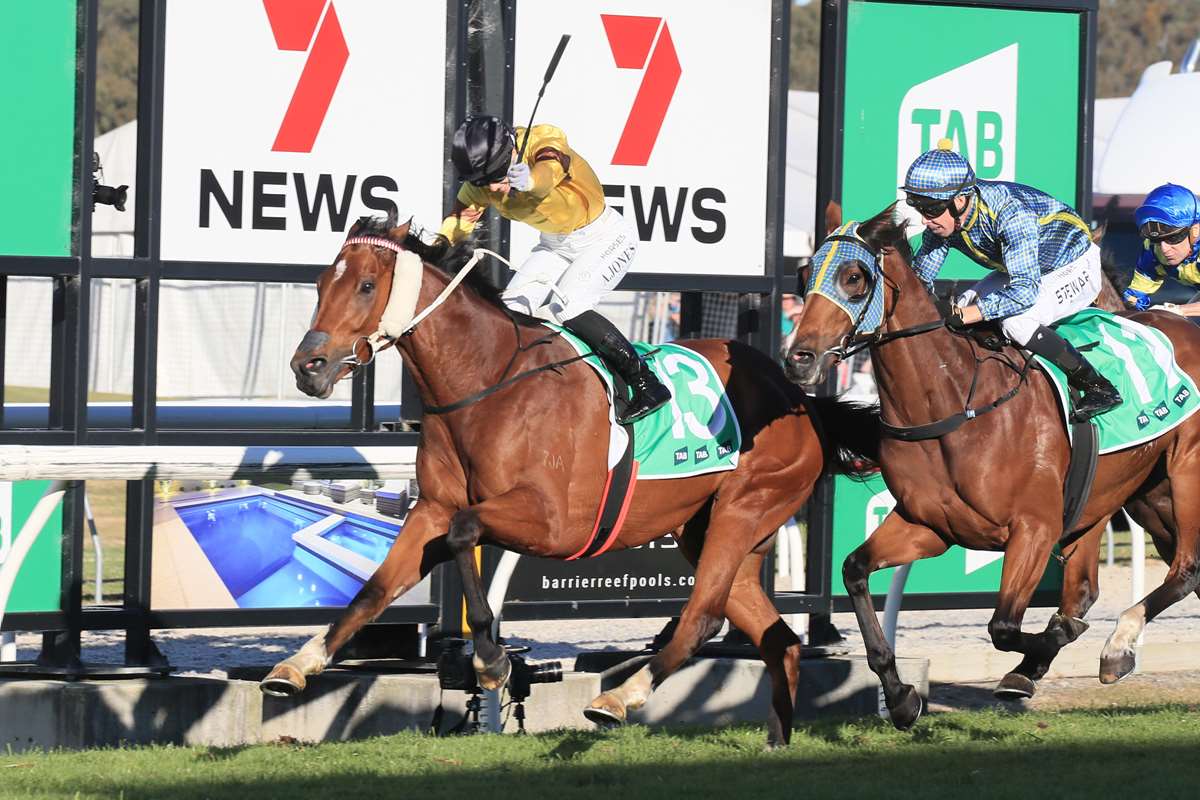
[814,232,942,362]
[809,227,1031,441]
[332,236,496,372]
[325,237,594,414]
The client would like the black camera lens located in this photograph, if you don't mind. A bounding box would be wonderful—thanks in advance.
[93,183,128,212]
[524,660,563,685]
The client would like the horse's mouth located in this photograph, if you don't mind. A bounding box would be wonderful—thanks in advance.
[292,359,352,399]
[784,348,839,388]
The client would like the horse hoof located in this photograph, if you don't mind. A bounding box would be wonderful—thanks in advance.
[476,652,512,692]
[1099,649,1136,684]
[583,694,626,728]
[260,663,305,697]
[888,684,924,731]
[994,672,1036,700]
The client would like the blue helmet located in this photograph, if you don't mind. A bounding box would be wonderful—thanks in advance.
[901,139,976,200]
[1135,183,1199,236]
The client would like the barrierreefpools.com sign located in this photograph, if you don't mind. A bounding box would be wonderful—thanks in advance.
[512,0,775,277]
[159,0,447,264]
[841,1,1083,279]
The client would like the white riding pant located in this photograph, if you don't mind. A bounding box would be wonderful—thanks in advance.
[962,243,1102,346]
[501,206,638,323]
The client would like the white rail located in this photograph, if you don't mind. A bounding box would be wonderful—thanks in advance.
[0,445,418,482]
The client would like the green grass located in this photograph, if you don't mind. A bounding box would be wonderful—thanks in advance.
[1,707,1199,799]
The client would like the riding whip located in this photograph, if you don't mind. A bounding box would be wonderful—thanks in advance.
[517,34,571,161]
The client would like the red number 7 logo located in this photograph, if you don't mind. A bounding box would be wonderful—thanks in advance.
[264,0,349,153]
[601,15,681,167]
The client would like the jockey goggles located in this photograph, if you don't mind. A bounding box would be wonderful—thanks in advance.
[1140,221,1191,245]
[905,194,952,220]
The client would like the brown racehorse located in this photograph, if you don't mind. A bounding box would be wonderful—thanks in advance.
[260,214,878,746]
[784,203,1200,730]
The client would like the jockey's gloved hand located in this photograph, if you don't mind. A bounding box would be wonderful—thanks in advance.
[506,162,532,192]
[1122,287,1151,311]
[956,289,978,307]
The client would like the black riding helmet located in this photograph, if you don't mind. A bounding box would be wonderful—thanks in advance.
[452,115,517,186]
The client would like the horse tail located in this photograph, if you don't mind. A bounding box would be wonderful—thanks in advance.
[805,394,881,476]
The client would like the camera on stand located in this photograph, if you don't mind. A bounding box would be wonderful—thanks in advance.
[436,638,563,734]
[91,151,127,212]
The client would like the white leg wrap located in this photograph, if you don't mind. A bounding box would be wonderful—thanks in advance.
[285,629,332,676]
[1102,605,1145,658]
[610,665,654,711]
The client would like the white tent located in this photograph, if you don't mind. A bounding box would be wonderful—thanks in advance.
[1095,62,1200,195]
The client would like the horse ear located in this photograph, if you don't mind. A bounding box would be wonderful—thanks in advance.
[385,205,399,229]
[390,217,412,242]
[824,201,843,235]
[1090,220,1106,244]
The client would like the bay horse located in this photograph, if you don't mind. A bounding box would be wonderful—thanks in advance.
[784,204,1200,730]
[260,214,878,746]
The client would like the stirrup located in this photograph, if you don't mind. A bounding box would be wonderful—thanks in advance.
[617,384,671,425]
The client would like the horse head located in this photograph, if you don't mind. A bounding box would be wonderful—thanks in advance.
[784,203,913,387]
[292,213,412,398]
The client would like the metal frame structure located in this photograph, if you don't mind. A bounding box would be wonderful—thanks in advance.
[813,0,1098,614]
[0,0,813,665]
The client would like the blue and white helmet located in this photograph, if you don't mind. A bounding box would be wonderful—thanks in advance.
[1136,183,1199,237]
[901,139,976,200]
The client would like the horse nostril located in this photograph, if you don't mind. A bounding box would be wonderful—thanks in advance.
[304,357,326,376]
[790,350,815,366]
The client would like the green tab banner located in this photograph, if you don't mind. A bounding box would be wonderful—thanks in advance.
[842,0,1084,280]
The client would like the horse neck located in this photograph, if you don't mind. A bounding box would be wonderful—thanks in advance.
[870,253,984,427]
[394,265,522,410]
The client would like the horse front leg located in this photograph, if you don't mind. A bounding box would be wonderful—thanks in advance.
[994,518,1105,699]
[446,508,510,690]
[260,501,453,697]
[842,510,948,731]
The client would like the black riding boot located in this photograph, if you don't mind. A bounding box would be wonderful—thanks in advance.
[1025,325,1122,422]
[563,310,672,424]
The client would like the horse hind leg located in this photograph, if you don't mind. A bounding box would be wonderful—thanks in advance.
[446,508,510,691]
[994,518,1105,700]
[584,500,737,729]
[721,550,803,747]
[1101,465,1200,683]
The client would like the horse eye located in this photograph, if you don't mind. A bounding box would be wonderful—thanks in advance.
[360,281,375,294]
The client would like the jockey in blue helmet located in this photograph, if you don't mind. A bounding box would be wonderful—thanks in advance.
[903,139,1121,422]
[1123,183,1200,312]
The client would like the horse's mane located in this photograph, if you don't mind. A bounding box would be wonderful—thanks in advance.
[855,201,913,262]
[351,215,541,327]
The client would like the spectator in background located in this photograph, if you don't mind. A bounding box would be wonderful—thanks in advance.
[780,293,804,358]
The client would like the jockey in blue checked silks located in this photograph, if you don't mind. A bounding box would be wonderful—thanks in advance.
[902,138,1122,422]
[1122,183,1200,316]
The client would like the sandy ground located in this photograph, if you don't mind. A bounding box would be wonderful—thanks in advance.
[7,561,1199,710]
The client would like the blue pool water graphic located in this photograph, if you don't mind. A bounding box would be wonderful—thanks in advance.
[174,494,399,608]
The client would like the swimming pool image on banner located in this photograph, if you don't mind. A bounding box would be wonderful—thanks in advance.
[150,479,430,610]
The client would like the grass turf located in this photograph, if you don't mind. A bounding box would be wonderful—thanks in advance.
[0,706,1198,799]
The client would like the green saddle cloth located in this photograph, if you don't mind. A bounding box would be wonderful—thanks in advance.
[1037,309,1200,453]
[548,324,742,479]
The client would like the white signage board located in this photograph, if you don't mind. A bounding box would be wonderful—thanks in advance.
[511,0,774,277]
[160,0,448,264]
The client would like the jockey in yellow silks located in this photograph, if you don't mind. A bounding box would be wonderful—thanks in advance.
[439,116,670,424]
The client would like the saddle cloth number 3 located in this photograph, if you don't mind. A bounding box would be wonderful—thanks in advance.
[656,352,725,440]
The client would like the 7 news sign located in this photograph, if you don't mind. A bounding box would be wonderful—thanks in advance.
[159,0,449,264]
[513,0,779,278]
